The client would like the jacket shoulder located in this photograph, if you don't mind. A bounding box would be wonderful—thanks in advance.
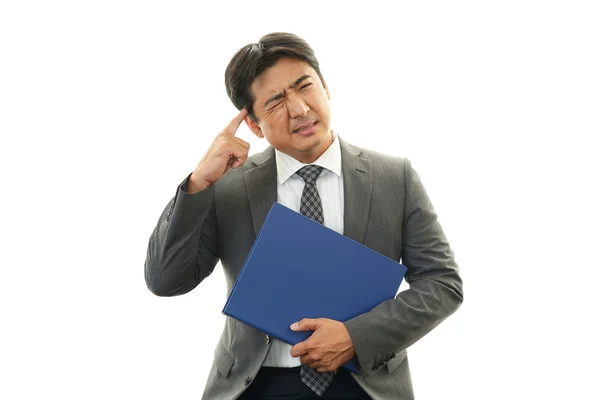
[344,142,410,176]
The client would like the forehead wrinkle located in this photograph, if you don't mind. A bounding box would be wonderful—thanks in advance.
[261,73,314,109]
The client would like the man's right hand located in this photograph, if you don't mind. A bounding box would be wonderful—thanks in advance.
[187,108,250,193]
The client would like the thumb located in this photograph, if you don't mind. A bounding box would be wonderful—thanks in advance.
[290,318,321,332]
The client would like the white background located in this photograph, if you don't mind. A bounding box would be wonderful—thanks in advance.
[1,1,599,399]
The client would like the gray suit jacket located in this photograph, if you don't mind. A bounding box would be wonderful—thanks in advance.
[145,138,463,399]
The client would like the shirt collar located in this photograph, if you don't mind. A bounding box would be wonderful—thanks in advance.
[275,132,342,185]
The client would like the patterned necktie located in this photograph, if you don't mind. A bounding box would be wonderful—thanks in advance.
[295,165,335,397]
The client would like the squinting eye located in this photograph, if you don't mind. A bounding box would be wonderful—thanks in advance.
[300,83,312,90]
[269,101,284,112]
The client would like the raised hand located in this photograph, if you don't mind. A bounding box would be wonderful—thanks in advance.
[188,108,250,193]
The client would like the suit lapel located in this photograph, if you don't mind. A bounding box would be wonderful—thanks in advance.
[245,146,278,236]
[340,138,373,244]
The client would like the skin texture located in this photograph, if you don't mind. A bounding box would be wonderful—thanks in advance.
[244,57,334,164]
[290,318,356,373]
[188,108,250,193]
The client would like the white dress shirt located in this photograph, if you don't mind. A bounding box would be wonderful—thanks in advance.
[262,133,345,368]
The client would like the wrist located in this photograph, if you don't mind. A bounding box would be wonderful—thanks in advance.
[187,173,211,193]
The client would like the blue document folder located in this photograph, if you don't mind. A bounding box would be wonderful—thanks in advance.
[222,202,407,374]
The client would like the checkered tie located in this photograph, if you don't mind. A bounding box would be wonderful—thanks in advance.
[296,165,335,396]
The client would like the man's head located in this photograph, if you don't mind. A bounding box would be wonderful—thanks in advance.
[225,32,333,163]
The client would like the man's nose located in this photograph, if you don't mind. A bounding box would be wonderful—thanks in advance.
[286,93,309,118]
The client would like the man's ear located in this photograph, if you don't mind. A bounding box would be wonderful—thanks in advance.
[244,115,264,138]
[323,80,330,100]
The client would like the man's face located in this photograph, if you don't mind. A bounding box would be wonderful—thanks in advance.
[245,58,333,164]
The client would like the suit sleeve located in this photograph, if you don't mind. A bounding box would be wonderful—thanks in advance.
[144,175,220,296]
[344,159,463,378]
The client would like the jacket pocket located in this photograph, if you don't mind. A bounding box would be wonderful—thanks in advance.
[215,340,234,378]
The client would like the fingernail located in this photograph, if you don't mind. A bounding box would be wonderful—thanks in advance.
[290,322,298,330]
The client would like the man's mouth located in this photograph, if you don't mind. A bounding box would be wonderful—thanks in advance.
[293,121,318,134]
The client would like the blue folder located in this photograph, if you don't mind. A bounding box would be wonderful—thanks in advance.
[222,202,407,374]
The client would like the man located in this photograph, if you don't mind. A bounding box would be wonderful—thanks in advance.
[145,32,463,399]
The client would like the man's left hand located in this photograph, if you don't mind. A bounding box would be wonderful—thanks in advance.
[289,318,356,373]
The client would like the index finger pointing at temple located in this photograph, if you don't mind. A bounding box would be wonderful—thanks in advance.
[222,108,249,136]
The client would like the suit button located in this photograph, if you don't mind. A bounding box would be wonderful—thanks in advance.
[265,335,271,345]
[244,376,251,386]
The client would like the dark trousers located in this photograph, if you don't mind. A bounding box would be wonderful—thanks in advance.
[238,366,372,400]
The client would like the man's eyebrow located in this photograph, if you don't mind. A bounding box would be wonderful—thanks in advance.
[263,74,313,108]
[290,74,312,89]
